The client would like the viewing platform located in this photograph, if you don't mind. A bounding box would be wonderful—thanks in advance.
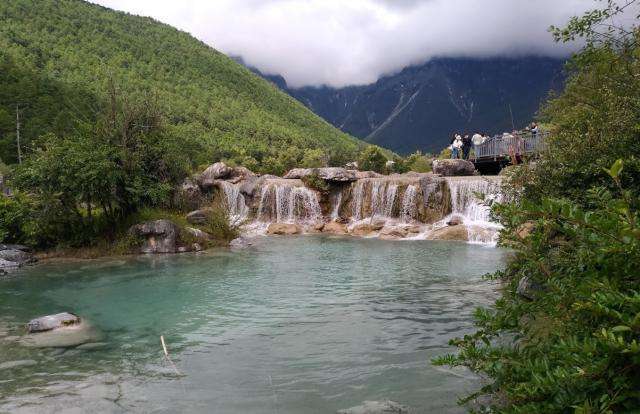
[472,131,548,174]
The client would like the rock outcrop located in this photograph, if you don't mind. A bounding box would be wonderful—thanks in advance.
[0,244,36,271]
[517,275,544,300]
[322,221,348,234]
[129,220,180,254]
[266,223,302,235]
[427,225,469,241]
[432,159,476,176]
[350,220,385,236]
[284,167,358,182]
[379,226,409,240]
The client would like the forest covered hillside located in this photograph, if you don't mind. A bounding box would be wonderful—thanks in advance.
[0,0,363,171]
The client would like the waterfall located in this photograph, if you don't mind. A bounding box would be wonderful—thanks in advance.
[400,185,418,222]
[257,181,322,223]
[218,181,248,225]
[444,177,502,244]
[350,179,412,222]
[351,182,364,221]
[445,177,501,224]
[330,191,343,220]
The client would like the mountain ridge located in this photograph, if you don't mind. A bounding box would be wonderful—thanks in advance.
[251,57,566,154]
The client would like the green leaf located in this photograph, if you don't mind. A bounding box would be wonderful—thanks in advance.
[611,325,631,333]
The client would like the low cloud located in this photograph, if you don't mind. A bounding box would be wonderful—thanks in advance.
[93,0,600,88]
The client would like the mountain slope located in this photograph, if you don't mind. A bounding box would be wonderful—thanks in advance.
[260,57,565,154]
[0,0,362,168]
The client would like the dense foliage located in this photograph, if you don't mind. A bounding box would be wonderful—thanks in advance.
[0,0,362,171]
[435,2,640,412]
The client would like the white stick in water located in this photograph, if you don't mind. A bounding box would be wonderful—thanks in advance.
[160,335,181,376]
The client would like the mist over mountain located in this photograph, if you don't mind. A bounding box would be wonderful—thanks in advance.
[252,57,565,154]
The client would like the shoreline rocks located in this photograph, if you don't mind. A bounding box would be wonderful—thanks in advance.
[337,400,409,414]
[266,223,302,235]
[0,244,36,272]
[27,312,81,333]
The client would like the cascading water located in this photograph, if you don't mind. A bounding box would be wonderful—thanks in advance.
[218,181,248,225]
[443,177,502,244]
[257,181,322,223]
[351,179,417,221]
[400,185,418,222]
[330,191,343,220]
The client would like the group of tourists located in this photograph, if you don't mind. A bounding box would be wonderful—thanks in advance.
[449,132,490,160]
[448,122,539,160]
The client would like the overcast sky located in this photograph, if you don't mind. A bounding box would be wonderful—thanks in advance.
[92,0,597,88]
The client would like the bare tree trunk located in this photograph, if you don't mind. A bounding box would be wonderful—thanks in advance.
[16,104,22,164]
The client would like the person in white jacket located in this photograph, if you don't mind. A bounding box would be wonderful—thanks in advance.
[451,135,463,159]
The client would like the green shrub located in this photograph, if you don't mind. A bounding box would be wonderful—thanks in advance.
[358,146,388,174]
[434,163,640,412]
[301,172,330,195]
[201,201,239,244]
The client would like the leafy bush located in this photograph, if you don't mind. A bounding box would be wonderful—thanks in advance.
[301,172,330,195]
[435,161,640,413]
[201,201,239,244]
[358,146,388,174]
[0,193,36,244]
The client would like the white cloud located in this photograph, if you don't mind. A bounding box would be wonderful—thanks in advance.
[91,0,597,88]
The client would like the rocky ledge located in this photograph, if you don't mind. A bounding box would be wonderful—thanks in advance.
[0,244,36,273]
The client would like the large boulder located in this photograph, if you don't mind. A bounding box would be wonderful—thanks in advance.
[284,167,357,182]
[198,162,233,187]
[0,248,36,267]
[27,312,80,333]
[432,159,476,176]
[322,221,348,234]
[427,225,469,241]
[227,166,257,184]
[129,220,180,254]
[379,226,409,240]
[337,400,409,414]
[350,220,385,236]
[266,223,302,235]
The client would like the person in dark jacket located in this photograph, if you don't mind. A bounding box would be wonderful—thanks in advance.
[462,134,472,160]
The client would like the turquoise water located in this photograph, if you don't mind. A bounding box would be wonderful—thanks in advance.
[0,236,507,413]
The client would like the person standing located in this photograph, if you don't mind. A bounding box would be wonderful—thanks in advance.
[451,134,463,159]
[531,122,539,137]
[462,134,472,160]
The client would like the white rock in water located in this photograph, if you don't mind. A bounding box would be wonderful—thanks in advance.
[337,400,410,414]
[27,312,80,333]
[22,318,102,349]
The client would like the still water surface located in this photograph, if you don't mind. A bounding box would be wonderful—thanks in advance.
[0,236,507,413]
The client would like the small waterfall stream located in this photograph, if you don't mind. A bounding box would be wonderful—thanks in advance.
[443,177,502,243]
[400,185,418,222]
[218,181,249,225]
[257,181,322,223]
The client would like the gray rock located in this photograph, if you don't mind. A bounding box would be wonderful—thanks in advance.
[198,162,233,187]
[517,275,544,300]
[227,166,257,184]
[337,400,409,414]
[355,170,383,179]
[284,167,358,182]
[129,220,180,254]
[229,237,253,248]
[185,227,210,242]
[27,312,81,333]
[432,159,476,176]
[0,244,32,252]
[0,258,21,270]
[447,215,464,226]
[0,249,36,265]
[186,209,212,225]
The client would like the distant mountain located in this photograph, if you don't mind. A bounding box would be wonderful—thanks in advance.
[253,57,565,154]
